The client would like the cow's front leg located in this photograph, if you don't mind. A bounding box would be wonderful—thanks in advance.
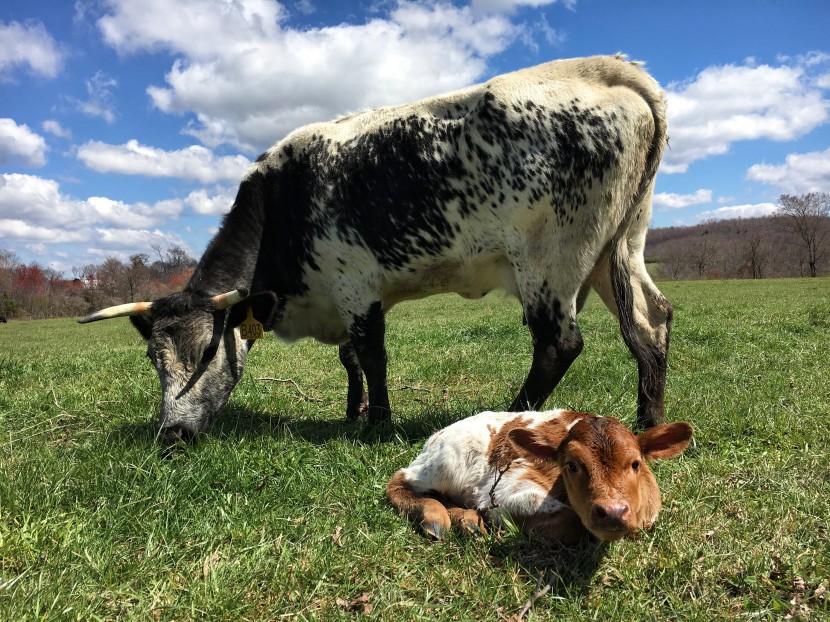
[346,301,391,425]
[338,342,368,420]
[509,297,583,412]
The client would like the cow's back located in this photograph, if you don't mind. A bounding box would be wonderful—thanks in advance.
[251,55,666,341]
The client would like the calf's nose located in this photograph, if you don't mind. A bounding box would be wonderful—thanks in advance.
[592,502,630,529]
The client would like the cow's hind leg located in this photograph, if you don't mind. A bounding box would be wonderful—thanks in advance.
[509,287,584,413]
[591,241,672,428]
[338,343,368,420]
[386,471,452,539]
[345,301,391,425]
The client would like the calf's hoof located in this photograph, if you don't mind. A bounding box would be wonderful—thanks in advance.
[421,521,447,540]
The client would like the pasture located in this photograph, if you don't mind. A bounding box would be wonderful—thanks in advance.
[1,278,828,620]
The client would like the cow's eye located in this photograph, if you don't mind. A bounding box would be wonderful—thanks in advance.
[565,461,578,474]
[632,460,640,472]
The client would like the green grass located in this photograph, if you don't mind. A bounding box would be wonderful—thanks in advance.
[1,278,828,621]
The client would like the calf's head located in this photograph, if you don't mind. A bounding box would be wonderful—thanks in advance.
[510,416,693,541]
[79,288,277,444]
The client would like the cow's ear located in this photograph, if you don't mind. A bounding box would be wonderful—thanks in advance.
[228,291,279,331]
[130,315,153,341]
[507,428,557,462]
[638,422,693,460]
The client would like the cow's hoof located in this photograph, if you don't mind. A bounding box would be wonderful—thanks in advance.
[345,400,369,421]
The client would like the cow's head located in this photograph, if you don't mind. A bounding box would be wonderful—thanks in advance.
[79,288,278,444]
[509,416,692,541]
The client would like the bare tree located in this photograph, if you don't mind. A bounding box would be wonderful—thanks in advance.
[658,244,689,280]
[0,249,20,317]
[97,258,126,298]
[692,238,718,278]
[743,235,768,279]
[165,245,196,272]
[777,192,830,277]
[151,243,167,278]
[126,253,151,301]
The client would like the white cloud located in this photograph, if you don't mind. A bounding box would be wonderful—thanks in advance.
[184,187,237,215]
[0,20,64,80]
[75,71,119,123]
[0,173,195,272]
[42,119,72,139]
[746,147,830,194]
[653,188,712,210]
[0,219,90,243]
[76,140,251,183]
[0,173,183,230]
[294,0,315,15]
[471,0,572,12]
[0,118,48,167]
[695,203,778,223]
[96,0,521,152]
[662,59,830,173]
[92,228,190,253]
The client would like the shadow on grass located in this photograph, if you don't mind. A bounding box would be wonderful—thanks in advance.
[489,534,607,601]
[212,403,468,444]
[107,402,469,450]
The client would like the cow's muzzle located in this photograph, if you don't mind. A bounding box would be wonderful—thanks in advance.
[159,423,199,446]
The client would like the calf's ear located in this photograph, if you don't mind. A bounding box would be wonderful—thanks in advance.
[228,291,279,331]
[507,428,556,461]
[638,421,693,460]
[130,315,153,341]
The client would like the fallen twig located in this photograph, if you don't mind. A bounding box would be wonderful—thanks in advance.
[255,377,323,403]
[390,385,431,392]
[510,571,555,622]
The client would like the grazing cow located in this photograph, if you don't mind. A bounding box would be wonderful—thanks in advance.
[79,55,672,443]
[387,410,693,543]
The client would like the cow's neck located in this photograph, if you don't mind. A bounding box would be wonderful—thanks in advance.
[187,176,266,296]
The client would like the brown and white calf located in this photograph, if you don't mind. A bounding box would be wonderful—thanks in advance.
[387,410,692,543]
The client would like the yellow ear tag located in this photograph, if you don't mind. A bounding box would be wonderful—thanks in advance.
[239,306,265,340]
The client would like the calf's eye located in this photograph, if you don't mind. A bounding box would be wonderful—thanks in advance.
[632,460,640,472]
[566,461,578,474]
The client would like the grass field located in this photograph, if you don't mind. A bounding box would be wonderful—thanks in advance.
[1,278,829,621]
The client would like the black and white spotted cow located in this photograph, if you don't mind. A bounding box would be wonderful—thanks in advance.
[80,55,672,443]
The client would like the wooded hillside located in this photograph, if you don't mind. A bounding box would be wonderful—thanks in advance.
[646,215,828,280]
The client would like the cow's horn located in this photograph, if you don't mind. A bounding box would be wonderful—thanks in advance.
[211,288,249,310]
[77,301,153,324]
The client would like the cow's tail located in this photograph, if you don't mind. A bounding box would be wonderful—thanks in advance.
[608,61,669,407]
[609,55,668,225]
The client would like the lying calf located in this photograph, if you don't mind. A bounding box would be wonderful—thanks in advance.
[387,410,693,543]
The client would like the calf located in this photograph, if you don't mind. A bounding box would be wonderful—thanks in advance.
[387,410,692,543]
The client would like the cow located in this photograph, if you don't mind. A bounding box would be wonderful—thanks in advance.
[79,54,672,444]
[387,409,693,543]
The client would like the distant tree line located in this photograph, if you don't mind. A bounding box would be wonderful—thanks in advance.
[646,192,830,280]
[0,245,197,320]
[1,194,827,320]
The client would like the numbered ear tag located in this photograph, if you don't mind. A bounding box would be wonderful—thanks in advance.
[239,306,265,340]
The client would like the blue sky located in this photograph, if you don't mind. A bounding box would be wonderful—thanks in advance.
[1,0,829,276]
